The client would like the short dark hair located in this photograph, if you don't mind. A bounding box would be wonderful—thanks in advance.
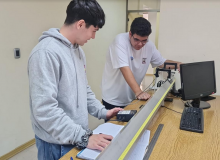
[130,17,152,37]
[64,0,105,28]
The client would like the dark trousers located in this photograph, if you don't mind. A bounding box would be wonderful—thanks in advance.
[102,99,125,110]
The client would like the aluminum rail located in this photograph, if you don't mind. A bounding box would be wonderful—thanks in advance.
[96,79,175,160]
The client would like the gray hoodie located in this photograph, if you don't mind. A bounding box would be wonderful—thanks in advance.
[28,28,108,145]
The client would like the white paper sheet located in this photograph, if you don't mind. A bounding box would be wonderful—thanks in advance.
[77,123,150,160]
[76,123,124,160]
[127,130,150,160]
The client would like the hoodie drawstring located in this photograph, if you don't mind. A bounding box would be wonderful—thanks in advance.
[70,45,80,108]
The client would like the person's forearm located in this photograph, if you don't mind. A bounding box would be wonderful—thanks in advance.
[159,60,181,69]
[120,66,142,96]
[87,85,108,119]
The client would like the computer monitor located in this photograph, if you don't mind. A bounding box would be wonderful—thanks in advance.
[180,61,216,109]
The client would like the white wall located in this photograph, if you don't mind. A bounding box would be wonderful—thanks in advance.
[128,0,160,10]
[0,0,126,156]
[0,1,69,156]
[159,0,220,94]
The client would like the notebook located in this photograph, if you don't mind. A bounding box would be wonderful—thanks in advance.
[76,123,124,160]
[76,123,150,160]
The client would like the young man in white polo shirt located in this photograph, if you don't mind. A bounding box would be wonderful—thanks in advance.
[101,17,181,109]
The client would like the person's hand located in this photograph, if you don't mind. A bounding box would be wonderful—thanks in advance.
[106,107,123,119]
[136,92,151,100]
[87,134,113,151]
[177,62,182,72]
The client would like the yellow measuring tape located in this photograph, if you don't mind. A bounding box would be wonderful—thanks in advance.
[118,80,175,160]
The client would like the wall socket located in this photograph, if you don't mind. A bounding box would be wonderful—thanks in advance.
[14,48,20,59]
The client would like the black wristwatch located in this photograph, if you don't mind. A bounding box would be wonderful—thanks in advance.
[76,129,93,150]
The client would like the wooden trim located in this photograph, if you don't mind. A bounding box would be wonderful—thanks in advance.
[146,73,154,76]
[0,139,36,160]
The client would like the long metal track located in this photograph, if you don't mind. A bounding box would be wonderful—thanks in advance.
[96,79,175,160]
[143,124,164,160]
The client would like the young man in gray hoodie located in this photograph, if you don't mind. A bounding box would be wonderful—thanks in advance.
[28,0,123,159]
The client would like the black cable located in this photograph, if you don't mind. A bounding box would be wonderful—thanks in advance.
[130,87,152,105]
[108,117,125,122]
[157,80,165,87]
[162,106,182,114]
[180,99,185,104]
[129,78,156,105]
[107,120,123,122]
[157,78,169,87]
[180,98,193,107]
[135,78,156,99]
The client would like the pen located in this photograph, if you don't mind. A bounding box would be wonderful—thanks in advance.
[139,105,144,109]
[99,133,112,141]
[70,157,73,160]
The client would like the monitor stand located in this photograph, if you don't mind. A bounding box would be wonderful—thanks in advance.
[185,98,211,109]
[201,95,216,101]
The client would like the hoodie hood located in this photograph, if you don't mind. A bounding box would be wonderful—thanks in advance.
[39,28,78,49]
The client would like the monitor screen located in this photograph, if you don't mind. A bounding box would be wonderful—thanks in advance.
[180,61,216,101]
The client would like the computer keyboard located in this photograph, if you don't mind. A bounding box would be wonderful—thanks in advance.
[180,107,204,133]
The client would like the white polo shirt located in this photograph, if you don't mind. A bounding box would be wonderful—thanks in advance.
[101,33,166,106]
